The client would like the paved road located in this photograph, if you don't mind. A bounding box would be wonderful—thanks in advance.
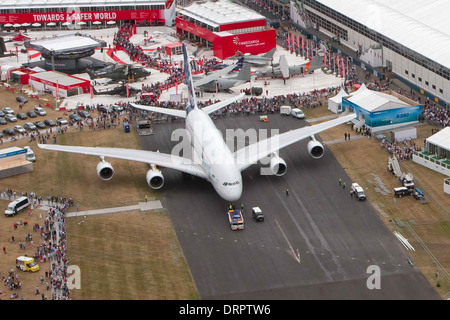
[138,113,440,300]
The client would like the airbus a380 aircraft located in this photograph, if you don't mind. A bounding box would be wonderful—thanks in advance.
[38,44,355,202]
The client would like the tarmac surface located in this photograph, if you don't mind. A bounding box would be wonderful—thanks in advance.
[138,113,441,300]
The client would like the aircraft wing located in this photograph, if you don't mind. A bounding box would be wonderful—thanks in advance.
[37,144,208,179]
[234,113,356,171]
[130,103,186,118]
[201,93,245,115]
[193,62,238,87]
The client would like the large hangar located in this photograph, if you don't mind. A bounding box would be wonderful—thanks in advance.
[291,0,450,107]
[176,0,277,59]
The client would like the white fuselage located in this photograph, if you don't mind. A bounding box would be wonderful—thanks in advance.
[185,108,242,201]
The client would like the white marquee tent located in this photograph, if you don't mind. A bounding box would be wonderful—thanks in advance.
[328,88,349,113]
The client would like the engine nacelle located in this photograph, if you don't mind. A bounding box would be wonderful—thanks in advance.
[96,161,114,180]
[307,140,324,159]
[270,156,287,176]
[146,168,164,190]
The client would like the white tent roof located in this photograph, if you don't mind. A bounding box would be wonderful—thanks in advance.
[346,87,411,112]
[317,0,450,69]
[426,127,450,151]
[329,88,349,103]
[177,0,266,27]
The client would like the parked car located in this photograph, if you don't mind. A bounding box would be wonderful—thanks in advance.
[2,107,14,115]
[56,117,68,126]
[5,114,18,122]
[26,110,38,118]
[0,110,5,117]
[2,128,15,136]
[33,121,46,129]
[0,117,7,125]
[78,110,91,118]
[98,105,112,113]
[112,105,124,112]
[16,112,27,120]
[13,125,25,134]
[23,122,36,131]
[34,106,46,116]
[16,96,28,104]
[69,113,82,122]
[43,119,56,126]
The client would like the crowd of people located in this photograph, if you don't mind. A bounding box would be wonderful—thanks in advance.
[381,137,418,161]
[419,99,450,128]
[0,190,71,300]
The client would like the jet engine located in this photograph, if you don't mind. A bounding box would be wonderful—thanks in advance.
[270,155,287,176]
[146,166,164,190]
[307,138,324,159]
[96,160,114,180]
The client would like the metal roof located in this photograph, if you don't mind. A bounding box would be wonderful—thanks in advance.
[30,71,88,86]
[317,0,450,69]
[177,0,265,27]
[25,33,106,55]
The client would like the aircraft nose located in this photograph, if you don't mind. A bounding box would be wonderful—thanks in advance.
[218,184,242,202]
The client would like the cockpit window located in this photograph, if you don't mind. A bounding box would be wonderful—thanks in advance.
[223,181,240,186]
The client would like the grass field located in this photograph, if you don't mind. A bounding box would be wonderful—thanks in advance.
[0,83,198,300]
[0,82,448,299]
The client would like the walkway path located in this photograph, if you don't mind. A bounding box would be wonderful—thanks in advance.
[37,201,163,218]
[65,200,163,218]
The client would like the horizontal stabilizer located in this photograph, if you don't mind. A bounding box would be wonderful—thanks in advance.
[202,93,245,115]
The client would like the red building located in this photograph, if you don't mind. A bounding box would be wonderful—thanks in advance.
[176,0,276,60]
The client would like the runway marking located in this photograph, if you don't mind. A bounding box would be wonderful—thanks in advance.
[275,218,301,264]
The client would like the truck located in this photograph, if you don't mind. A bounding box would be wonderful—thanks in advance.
[394,186,412,197]
[291,108,305,119]
[24,146,35,162]
[252,207,264,221]
[350,183,366,200]
[228,209,244,230]
[400,172,414,189]
[16,256,40,272]
[280,105,291,116]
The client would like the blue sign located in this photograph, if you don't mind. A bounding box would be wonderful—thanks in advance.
[0,148,26,159]
[343,98,422,128]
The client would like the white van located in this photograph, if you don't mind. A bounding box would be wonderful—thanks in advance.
[24,146,35,162]
[34,105,47,116]
[5,196,30,216]
[280,105,291,116]
[291,108,305,119]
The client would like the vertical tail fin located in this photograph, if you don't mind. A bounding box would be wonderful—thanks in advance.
[235,62,251,81]
[236,57,244,70]
[182,44,197,114]
[262,48,276,59]
[308,50,325,71]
